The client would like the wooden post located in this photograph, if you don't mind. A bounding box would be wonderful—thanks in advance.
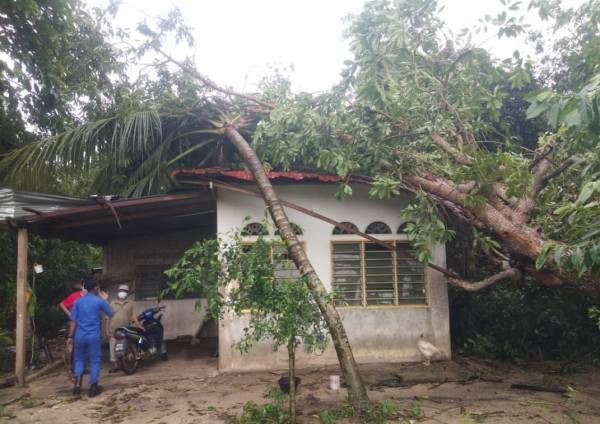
[15,227,28,387]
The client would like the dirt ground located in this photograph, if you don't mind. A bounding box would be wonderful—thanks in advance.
[1,341,599,423]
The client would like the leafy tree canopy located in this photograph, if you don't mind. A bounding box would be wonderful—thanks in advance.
[0,0,123,154]
[1,0,599,296]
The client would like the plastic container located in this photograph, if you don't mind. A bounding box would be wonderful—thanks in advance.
[329,375,340,390]
[278,375,301,394]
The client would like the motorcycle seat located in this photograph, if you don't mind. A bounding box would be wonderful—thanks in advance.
[118,326,145,336]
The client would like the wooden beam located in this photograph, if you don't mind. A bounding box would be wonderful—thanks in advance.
[51,203,214,230]
[180,178,462,281]
[15,227,28,387]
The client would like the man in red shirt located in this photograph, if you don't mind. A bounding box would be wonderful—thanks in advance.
[59,279,86,318]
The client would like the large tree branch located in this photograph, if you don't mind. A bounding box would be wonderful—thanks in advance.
[157,48,275,110]
[514,150,581,225]
[447,268,522,291]
[513,145,554,225]
[530,145,554,199]
[431,133,474,165]
[535,155,582,197]
[404,173,546,257]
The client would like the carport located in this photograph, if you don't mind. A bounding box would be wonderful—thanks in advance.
[1,189,215,386]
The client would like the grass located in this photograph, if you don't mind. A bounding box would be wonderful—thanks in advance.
[21,398,38,409]
[319,400,400,424]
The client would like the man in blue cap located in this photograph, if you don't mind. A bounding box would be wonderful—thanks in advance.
[68,278,113,397]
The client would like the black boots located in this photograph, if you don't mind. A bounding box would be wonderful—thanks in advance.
[72,376,82,395]
[88,383,102,398]
[73,376,102,398]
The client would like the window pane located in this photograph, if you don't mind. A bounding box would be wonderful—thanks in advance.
[332,243,362,306]
[273,243,301,281]
[365,243,395,305]
[137,265,200,300]
[396,244,426,304]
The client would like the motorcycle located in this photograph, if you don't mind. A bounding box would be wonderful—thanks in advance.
[113,305,167,374]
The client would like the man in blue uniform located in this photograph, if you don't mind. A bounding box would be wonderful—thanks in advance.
[68,278,113,397]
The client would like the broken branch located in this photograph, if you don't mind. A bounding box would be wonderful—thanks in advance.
[537,155,582,195]
[447,268,522,292]
[431,133,474,165]
[157,48,275,110]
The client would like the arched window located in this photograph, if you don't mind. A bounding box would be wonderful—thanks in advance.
[332,222,359,235]
[241,222,268,236]
[275,223,303,236]
[365,221,392,234]
[397,222,415,234]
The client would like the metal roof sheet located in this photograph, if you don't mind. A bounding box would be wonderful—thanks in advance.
[0,188,92,221]
[10,191,215,244]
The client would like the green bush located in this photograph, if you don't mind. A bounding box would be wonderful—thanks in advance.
[227,386,289,424]
[319,400,399,424]
[450,279,600,362]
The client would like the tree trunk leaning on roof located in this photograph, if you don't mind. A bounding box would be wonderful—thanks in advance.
[223,125,370,410]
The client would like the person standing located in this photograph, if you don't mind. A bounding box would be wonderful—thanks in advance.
[59,279,86,318]
[68,278,113,397]
[105,284,140,372]
[59,278,86,376]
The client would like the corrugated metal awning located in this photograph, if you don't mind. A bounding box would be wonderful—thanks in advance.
[0,188,92,221]
[9,191,215,245]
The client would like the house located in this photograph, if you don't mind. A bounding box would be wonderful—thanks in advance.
[5,168,450,377]
[174,168,451,371]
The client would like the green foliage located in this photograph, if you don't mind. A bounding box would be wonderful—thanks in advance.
[406,403,423,420]
[0,0,123,151]
[454,151,532,199]
[166,227,327,419]
[401,192,455,262]
[20,398,37,409]
[0,69,261,195]
[535,176,600,277]
[166,229,328,356]
[318,400,399,424]
[0,330,14,347]
[163,238,223,318]
[588,306,600,330]
[0,226,100,337]
[226,386,289,424]
[368,176,400,199]
[450,279,600,362]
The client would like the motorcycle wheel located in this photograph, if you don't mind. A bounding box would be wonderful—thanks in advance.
[118,345,138,375]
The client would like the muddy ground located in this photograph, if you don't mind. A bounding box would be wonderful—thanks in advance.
[1,341,599,423]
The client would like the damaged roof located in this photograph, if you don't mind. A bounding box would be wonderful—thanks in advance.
[172,167,361,184]
[0,188,92,221]
[9,191,215,245]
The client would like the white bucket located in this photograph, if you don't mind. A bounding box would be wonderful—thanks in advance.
[329,375,340,390]
[33,263,44,274]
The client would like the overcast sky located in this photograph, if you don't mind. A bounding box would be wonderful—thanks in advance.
[85,0,576,93]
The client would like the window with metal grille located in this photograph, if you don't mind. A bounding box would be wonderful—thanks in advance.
[274,223,303,236]
[135,264,200,300]
[332,241,426,306]
[332,222,359,235]
[365,221,392,234]
[241,222,269,236]
[241,242,303,282]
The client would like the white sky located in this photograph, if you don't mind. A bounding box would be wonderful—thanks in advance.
[85,0,580,93]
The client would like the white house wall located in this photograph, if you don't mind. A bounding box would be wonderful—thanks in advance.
[216,184,450,371]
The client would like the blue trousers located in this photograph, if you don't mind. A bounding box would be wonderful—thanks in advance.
[74,335,101,384]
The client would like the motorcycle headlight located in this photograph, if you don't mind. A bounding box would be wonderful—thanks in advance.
[114,330,126,340]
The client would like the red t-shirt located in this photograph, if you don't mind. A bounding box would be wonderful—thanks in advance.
[62,291,83,310]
